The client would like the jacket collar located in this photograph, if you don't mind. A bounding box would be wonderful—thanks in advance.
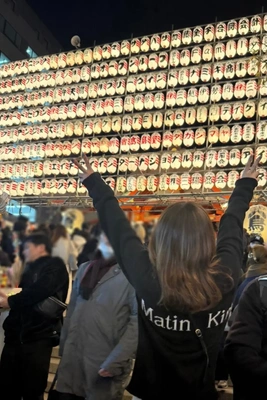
[96,264,121,287]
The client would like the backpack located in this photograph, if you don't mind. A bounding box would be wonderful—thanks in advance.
[228,275,267,327]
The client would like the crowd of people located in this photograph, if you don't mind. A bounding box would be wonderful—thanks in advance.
[0,154,266,400]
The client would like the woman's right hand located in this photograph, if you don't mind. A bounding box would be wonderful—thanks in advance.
[241,155,260,180]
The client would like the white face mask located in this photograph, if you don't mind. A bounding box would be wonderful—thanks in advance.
[98,241,114,260]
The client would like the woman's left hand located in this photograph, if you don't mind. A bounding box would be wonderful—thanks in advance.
[73,154,94,182]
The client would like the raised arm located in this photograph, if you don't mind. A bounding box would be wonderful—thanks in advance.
[73,156,154,295]
[216,157,259,284]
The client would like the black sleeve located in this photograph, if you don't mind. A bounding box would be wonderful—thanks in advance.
[225,281,267,378]
[82,174,156,296]
[8,258,68,310]
[216,178,257,285]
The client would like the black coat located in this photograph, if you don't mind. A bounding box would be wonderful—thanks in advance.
[3,255,69,345]
[225,279,267,400]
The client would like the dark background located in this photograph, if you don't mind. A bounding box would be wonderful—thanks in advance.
[26,0,266,50]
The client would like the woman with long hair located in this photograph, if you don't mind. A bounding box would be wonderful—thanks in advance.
[74,154,259,400]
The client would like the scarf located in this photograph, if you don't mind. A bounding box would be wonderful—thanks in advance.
[79,256,117,300]
[246,263,267,278]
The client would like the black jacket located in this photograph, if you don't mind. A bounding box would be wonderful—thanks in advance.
[83,173,256,400]
[3,255,69,345]
[225,278,267,400]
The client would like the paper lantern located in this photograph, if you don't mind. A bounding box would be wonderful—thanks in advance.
[222,83,234,101]
[185,108,196,125]
[151,132,161,149]
[209,104,220,122]
[182,150,193,168]
[258,99,267,118]
[236,60,248,78]
[250,15,262,33]
[136,176,147,192]
[237,37,248,56]
[224,62,235,79]
[159,174,170,191]
[246,80,258,98]
[197,106,208,123]
[203,172,215,189]
[215,171,227,189]
[107,157,117,174]
[153,112,164,128]
[264,15,267,32]
[244,100,256,119]
[204,24,214,41]
[241,147,254,166]
[147,176,158,192]
[161,153,172,170]
[102,44,111,59]
[136,75,147,92]
[111,116,121,132]
[163,131,173,148]
[182,28,192,45]
[167,70,178,87]
[132,114,143,131]
[126,76,137,93]
[141,36,150,52]
[109,60,119,76]
[217,149,229,168]
[124,95,135,113]
[84,48,93,63]
[193,150,205,168]
[257,169,267,187]
[178,68,189,85]
[169,174,180,190]
[256,146,267,165]
[205,150,217,168]
[229,148,241,167]
[203,44,213,62]
[215,22,227,40]
[201,64,211,82]
[170,152,181,170]
[126,176,137,192]
[106,80,116,96]
[119,156,129,173]
[180,173,191,190]
[171,31,181,48]
[138,55,149,71]
[159,52,169,68]
[195,128,206,146]
[180,49,190,66]
[198,86,210,103]
[257,122,267,141]
[130,135,141,151]
[231,124,243,143]
[249,36,260,54]
[174,109,184,127]
[131,38,141,54]
[213,62,224,80]
[238,17,249,35]
[111,42,121,58]
[128,156,139,172]
[120,136,131,152]
[161,32,171,48]
[210,84,222,102]
[175,89,187,106]
[81,138,91,154]
[191,173,203,190]
[193,26,203,43]
[166,90,176,108]
[148,53,159,70]
[138,155,149,172]
[183,129,194,147]
[93,46,102,61]
[91,138,100,154]
[116,177,127,193]
[170,50,180,67]
[99,137,109,153]
[150,34,161,51]
[234,81,246,99]
[149,154,160,171]
[208,126,219,144]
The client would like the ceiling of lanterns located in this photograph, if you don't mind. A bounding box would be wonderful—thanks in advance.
[0,14,267,210]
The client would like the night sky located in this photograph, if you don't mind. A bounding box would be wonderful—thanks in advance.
[26,0,266,50]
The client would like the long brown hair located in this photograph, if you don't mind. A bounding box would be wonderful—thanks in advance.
[148,202,233,313]
[51,224,68,245]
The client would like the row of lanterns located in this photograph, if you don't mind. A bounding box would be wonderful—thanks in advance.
[0,122,266,146]
[0,78,264,112]
[2,167,267,198]
[0,56,266,96]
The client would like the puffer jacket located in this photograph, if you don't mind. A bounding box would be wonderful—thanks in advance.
[57,262,138,399]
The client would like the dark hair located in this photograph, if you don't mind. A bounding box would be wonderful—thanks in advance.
[91,223,102,239]
[51,225,68,245]
[24,233,52,254]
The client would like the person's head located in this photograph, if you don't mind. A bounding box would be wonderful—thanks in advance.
[246,245,267,276]
[51,225,68,245]
[91,223,102,240]
[249,234,264,248]
[23,233,52,263]
[148,202,233,313]
[97,233,115,260]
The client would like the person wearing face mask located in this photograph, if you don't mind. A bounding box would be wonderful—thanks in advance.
[55,232,138,400]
